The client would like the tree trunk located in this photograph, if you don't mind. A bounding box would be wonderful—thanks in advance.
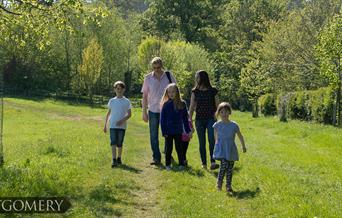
[333,91,337,126]
[337,69,341,126]
[252,99,259,118]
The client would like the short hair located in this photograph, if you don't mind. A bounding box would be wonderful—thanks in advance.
[150,57,163,66]
[113,81,126,89]
[216,102,232,117]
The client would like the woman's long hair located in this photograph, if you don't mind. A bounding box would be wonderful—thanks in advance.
[160,83,185,110]
[192,70,212,91]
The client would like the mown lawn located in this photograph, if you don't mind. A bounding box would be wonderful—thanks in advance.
[1,97,341,217]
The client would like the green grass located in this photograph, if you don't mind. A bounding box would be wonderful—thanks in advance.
[1,97,342,217]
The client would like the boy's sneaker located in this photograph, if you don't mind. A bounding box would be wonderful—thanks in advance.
[117,157,122,165]
[210,162,219,170]
[111,159,117,168]
[150,160,161,165]
[165,166,171,171]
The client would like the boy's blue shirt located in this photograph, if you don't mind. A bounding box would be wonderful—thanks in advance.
[160,100,191,136]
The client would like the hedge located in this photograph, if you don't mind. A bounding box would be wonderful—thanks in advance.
[259,87,335,124]
[258,94,277,116]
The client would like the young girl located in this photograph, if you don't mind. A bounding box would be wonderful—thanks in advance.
[160,83,191,170]
[189,70,220,170]
[213,102,247,194]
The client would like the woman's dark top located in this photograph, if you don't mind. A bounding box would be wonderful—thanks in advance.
[192,87,218,120]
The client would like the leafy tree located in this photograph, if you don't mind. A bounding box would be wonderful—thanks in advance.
[240,58,271,117]
[141,0,227,51]
[78,38,104,103]
[137,37,164,76]
[316,12,342,125]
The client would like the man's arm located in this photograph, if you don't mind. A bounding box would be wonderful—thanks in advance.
[141,76,149,123]
[142,92,149,122]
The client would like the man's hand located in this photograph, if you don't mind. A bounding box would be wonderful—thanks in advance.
[242,146,247,153]
[103,126,107,133]
[143,111,149,123]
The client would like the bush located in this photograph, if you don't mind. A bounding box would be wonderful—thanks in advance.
[258,94,277,116]
[275,87,334,124]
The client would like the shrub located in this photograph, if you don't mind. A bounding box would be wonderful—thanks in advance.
[275,87,334,124]
[258,94,277,116]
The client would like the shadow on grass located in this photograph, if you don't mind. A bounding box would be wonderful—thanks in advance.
[83,184,123,217]
[118,164,143,174]
[233,187,261,199]
[82,181,141,217]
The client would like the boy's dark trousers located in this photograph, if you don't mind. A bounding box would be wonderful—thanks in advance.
[165,134,184,166]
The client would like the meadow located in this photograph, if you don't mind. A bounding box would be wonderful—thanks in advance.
[1,97,341,217]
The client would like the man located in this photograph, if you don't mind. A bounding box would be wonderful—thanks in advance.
[141,57,176,165]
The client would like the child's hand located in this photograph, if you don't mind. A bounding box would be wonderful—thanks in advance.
[116,120,124,126]
[242,146,247,153]
[103,126,107,133]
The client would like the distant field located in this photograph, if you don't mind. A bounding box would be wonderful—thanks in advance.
[1,97,341,217]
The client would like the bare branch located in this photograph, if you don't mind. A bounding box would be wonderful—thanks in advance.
[0,4,21,15]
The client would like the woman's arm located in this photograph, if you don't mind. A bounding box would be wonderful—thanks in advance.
[182,107,191,133]
[215,94,220,108]
[189,92,197,121]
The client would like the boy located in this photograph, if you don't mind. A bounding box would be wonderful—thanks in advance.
[104,81,132,168]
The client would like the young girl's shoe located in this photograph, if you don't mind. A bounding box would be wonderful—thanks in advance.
[216,182,222,191]
[226,187,234,195]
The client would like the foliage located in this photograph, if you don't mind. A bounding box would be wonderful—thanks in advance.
[258,94,277,116]
[78,38,104,102]
[276,87,335,124]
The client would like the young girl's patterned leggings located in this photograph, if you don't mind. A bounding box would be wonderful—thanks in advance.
[217,159,235,188]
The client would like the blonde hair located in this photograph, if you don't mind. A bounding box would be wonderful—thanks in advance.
[151,57,163,66]
[215,102,232,118]
[160,83,185,110]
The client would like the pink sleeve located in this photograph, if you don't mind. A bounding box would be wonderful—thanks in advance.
[141,76,149,94]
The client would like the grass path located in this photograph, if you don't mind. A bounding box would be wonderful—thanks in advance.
[1,97,342,217]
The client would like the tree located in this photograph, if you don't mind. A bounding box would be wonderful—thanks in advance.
[78,38,104,104]
[316,12,342,125]
[141,0,227,51]
[240,58,271,117]
[0,0,108,50]
[137,37,164,76]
